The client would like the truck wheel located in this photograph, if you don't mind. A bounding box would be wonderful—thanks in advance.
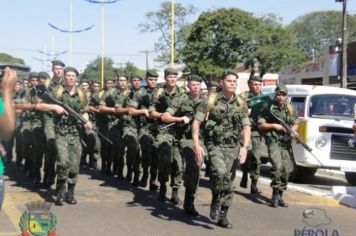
[345,172,356,186]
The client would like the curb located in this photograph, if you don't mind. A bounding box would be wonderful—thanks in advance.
[332,186,356,208]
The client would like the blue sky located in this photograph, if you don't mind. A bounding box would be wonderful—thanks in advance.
[0,0,355,73]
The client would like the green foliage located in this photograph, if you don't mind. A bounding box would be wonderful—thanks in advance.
[0,53,25,64]
[80,57,144,84]
[181,8,305,81]
[138,1,197,65]
[287,11,356,60]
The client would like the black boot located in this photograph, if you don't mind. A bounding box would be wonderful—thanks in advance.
[88,158,98,170]
[139,170,149,188]
[32,169,42,187]
[158,183,167,202]
[149,178,158,191]
[250,179,261,194]
[217,206,233,228]
[100,161,107,174]
[117,166,124,181]
[183,191,199,216]
[278,190,288,207]
[270,188,279,208]
[66,184,77,205]
[239,169,248,188]
[170,188,182,205]
[106,161,113,177]
[132,173,140,187]
[55,180,66,206]
[125,170,133,183]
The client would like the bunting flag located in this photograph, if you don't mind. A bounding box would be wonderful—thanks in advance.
[48,23,94,33]
[85,0,120,4]
[32,56,56,62]
[38,50,68,57]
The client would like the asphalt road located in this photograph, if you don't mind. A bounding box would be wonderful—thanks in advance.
[1,163,355,236]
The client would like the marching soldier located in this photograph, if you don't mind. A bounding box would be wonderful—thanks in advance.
[192,70,250,228]
[149,67,185,204]
[258,84,298,208]
[161,74,206,216]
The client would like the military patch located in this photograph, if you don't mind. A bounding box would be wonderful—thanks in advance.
[19,201,57,236]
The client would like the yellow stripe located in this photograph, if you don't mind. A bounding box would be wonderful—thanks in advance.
[0,232,18,236]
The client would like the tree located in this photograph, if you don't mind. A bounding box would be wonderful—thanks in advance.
[116,61,145,77]
[181,8,305,80]
[287,11,356,61]
[80,57,117,83]
[0,53,25,64]
[138,1,197,65]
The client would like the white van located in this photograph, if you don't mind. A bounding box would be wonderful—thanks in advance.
[260,85,356,185]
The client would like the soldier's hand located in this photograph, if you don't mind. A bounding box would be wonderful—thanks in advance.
[238,146,248,164]
[54,105,68,115]
[84,121,93,130]
[180,116,190,124]
[194,145,204,165]
[143,109,149,118]
[273,124,286,133]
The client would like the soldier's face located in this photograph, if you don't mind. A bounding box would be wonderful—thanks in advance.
[92,83,101,92]
[52,65,64,79]
[30,78,39,87]
[23,80,29,88]
[275,92,287,106]
[81,82,89,91]
[249,81,262,95]
[187,81,201,97]
[14,82,21,91]
[105,80,114,89]
[64,72,77,87]
[165,74,177,88]
[131,78,141,90]
[117,77,127,90]
[146,76,157,89]
[220,75,237,94]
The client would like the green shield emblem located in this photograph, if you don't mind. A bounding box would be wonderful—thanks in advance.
[28,210,50,236]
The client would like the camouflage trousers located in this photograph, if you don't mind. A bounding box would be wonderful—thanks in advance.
[107,124,124,174]
[139,128,157,180]
[246,135,262,181]
[180,139,205,195]
[97,123,109,171]
[31,126,46,179]
[123,127,141,177]
[207,143,238,207]
[43,118,57,184]
[55,133,82,185]
[267,142,292,191]
[156,133,183,188]
[81,129,101,164]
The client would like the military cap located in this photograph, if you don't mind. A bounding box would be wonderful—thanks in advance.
[146,69,159,78]
[131,74,143,80]
[92,80,101,85]
[105,76,116,82]
[164,67,178,76]
[64,66,79,76]
[29,72,39,79]
[275,84,288,94]
[80,79,90,84]
[187,74,203,83]
[221,69,238,79]
[248,75,262,83]
[51,60,65,67]
[38,71,50,79]
[116,74,128,80]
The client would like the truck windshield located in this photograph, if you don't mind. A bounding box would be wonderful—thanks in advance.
[308,94,356,119]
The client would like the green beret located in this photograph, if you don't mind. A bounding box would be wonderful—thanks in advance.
[146,69,159,78]
[248,75,262,83]
[164,67,178,76]
[38,71,50,79]
[29,72,39,79]
[64,67,79,76]
[221,69,238,79]
[92,80,101,85]
[131,74,143,81]
[51,60,65,67]
[80,79,90,84]
[275,84,288,94]
[116,74,128,80]
[187,74,203,82]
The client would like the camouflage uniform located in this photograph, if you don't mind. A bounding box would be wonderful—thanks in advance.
[54,84,87,204]
[194,91,250,209]
[258,84,298,207]
[21,86,46,185]
[99,88,128,177]
[149,85,185,201]
[166,89,206,214]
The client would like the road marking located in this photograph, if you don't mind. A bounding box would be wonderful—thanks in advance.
[0,232,18,236]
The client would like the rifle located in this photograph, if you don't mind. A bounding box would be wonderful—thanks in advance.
[36,85,113,145]
[270,111,312,152]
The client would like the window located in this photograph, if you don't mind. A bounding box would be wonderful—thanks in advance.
[291,97,306,117]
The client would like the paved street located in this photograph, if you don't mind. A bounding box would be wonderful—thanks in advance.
[1,163,355,236]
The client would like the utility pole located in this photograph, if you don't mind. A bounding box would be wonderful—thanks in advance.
[336,0,348,88]
[140,50,153,71]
